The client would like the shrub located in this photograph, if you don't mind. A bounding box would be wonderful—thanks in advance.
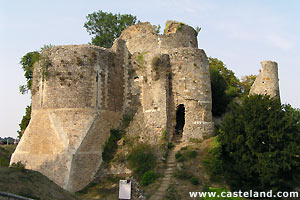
[202,137,223,181]
[173,170,191,180]
[11,161,26,172]
[175,152,185,162]
[219,95,300,192]
[175,152,182,159]
[122,113,134,128]
[188,150,197,158]
[102,129,125,162]
[127,144,156,179]
[167,143,174,149]
[141,170,158,186]
[189,176,199,185]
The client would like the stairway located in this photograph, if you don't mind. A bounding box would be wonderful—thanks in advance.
[150,134,184,200]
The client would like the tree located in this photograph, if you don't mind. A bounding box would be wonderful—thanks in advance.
[209,57,241,116]
[18,45,53,139]
[84,10,138,48]
[210,65,229,116]
[17,105,31,139]
[239,75,256,96]
[218,95,300,193]
[19,51,40,94]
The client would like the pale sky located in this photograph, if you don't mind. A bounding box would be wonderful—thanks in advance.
[1,0,299,138]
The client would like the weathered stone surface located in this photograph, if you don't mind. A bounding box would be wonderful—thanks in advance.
[11,45,124,192]
[11,21,214,192]
[249,60,280,99]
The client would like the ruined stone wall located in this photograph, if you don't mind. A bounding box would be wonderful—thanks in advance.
[169,48,213,141]
[249,60,280,98]
[120,21,213,143]
[11,45,124,192]
[11,21,214,192]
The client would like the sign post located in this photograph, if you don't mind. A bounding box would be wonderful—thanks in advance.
[119,180,131,200]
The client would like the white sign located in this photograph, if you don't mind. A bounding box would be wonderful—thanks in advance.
[119,180,131,200]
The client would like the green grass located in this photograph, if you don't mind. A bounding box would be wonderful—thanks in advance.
[76,176,122,200]
[0,167,78,200]
[0,145,16,167]
[102,129,125,162]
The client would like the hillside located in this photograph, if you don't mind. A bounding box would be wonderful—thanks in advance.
[0,145,79,200]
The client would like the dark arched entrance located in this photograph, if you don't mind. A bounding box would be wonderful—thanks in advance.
[175,104,185,134]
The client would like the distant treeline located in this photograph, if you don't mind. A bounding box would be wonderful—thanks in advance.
[0,137,17,145]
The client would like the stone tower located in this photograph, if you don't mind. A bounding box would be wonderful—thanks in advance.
[11,21,214,192]
[249,60,280,98]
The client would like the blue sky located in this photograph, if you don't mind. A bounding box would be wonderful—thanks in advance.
[0,0,299,137]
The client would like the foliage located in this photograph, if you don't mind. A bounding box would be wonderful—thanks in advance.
[18,44,53,139]
[10,161,26,172]
[209,57,241,117]
[127,144,156,179]
[164,184,180,200]
[175,148,198,163]
[141,170,158,186]
[175,152,185,162]
[195,26,201,36]
[19,51,40,94]
[202,137,223,181]
[188,150,197,158]
[84,10,138,48]
[17,105,31,139]
[218,95,300,193]
[0,145,16,167]
[173,170,191,180]
[121,113,134,128]
[19,44,53,94]
[102,129,125,162]
[240,75,257,96]
[153,24,161,34]
[167,143,174,149]
[189,176,199,185]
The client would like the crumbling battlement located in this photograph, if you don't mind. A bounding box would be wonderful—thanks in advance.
[11,21,214,192]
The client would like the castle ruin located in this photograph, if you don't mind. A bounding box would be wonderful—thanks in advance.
[11,21,214,192]
[249,60,280,98]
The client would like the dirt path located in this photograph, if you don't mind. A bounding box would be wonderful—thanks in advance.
[150,135,184,200]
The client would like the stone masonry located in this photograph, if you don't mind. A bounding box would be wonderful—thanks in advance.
[249,60,280,98]
[10,21,214,192]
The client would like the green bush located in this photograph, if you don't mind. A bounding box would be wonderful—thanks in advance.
[102,129,125,162]
[188,150,197,158]
[141,170,157,186]
[175,152,185,162]
[219,95,300,193]
[189,176,199,185]
[127,144,156,179]
[17,105,31,139]
[167,143,174,149]
[173,170,191,180]
[202,137,223,181]
[11,161,26,172]
[209,57,241,117]
[175,152,182,159]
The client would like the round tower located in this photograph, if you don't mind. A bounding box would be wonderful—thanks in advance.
[11,45,124,192]
[249,60,280,99]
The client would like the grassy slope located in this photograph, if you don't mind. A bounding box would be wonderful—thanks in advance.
[0,145,79,200]
[0,145,16,167]
[162,137,242,200]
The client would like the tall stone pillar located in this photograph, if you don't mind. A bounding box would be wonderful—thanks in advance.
[249,60,280,99]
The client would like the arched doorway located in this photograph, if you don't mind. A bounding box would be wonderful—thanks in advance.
[175,104,185,135]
